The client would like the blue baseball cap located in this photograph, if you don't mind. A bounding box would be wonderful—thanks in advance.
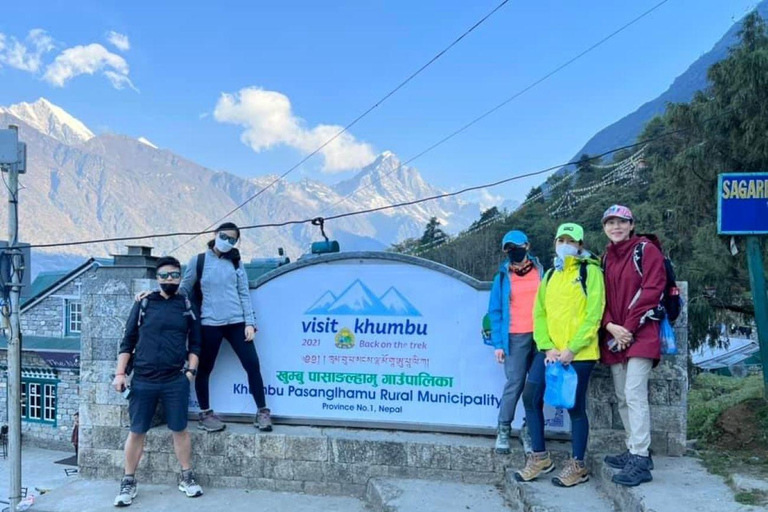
[501,230,529,249]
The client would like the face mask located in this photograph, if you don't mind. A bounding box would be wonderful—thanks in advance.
[556,244,580,260]
[214,236,235,254]
[160,283,179,296]
[507,246,528,264]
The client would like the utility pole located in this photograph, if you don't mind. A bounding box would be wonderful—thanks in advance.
[745,237,768,399]
[1,125,25,512]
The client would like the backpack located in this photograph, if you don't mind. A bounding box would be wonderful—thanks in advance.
[192,252,241,306]
[632,237,681,324]
[544,260,589,297]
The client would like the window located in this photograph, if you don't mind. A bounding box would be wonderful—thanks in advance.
[20,379,57,425]
[66,300,82,335]
[44,384,56,422]
[28,383,41,420]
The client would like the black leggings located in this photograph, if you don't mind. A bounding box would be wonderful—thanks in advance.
[196,322,267,410]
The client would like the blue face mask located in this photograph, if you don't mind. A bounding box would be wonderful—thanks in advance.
[556,244,580,260]
[554,244,580,270]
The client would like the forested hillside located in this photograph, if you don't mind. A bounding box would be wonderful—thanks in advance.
[399,13,768,348]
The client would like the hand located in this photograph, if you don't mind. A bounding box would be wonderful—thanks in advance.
[544,349,560,365]
[245,325,256,342]
[112,374,127,392]
[134,290,151,302]
[607,323,633,345]
[559,349,575,366]
[494,349,505,364]
[185,370,195,383]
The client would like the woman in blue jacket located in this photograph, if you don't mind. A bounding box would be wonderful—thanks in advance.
[487,230,543,455]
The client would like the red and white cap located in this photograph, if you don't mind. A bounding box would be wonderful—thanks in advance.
[601,204,634,224]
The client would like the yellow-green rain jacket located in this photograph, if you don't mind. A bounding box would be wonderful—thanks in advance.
[533,254,605,361]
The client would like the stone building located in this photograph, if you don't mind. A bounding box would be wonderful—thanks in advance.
[1,246,288,449]
[0,257,111,449]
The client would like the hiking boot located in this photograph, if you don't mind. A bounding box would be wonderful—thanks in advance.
[197,410,226,432]
[495,424,512,454]
[113,476,137,507]
[178,470,204,498]
[513,451,555,482]
[255,408,273,432]
[604,449,654,470]
[612,454,653,487]
[552,458,589,487]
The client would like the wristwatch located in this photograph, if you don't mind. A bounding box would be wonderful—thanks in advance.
[185,368,198,377]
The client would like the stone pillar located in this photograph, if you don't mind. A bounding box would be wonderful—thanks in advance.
[78,267,153,479]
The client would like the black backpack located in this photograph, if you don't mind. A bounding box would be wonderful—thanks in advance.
[632,237,681,324]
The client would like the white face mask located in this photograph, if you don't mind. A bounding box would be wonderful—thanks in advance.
[214,236,235,253]
[556,244,580,260]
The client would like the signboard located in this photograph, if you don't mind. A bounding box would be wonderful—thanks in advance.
[718,173,768,235]
[37,351,80,369]
[192,254,569,433]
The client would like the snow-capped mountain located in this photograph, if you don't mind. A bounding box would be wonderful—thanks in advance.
[0,98,481,266]
[0,98,94,145]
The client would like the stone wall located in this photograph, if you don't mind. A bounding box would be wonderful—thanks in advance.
[76,268,689,492]
[20,279,82,338]
[586,282,689,456]
[0,351,79,450]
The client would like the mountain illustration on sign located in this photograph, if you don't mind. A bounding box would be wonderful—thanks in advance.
[305,279,422,317]
[306,291,337,314]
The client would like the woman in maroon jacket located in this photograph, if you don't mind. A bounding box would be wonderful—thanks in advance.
[600,205,666,487]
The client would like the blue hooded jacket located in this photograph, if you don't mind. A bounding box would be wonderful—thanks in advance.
[487,248,543,354]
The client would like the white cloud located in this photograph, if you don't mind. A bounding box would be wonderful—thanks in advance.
[106,31,130,52]
[43,43,137,91]
[0,29,55,73]
[213,87,376,173]
[470,188,505,211]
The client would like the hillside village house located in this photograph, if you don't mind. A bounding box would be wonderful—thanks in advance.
[0,246,287,449]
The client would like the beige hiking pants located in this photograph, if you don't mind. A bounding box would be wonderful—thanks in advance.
[611,357,653,457]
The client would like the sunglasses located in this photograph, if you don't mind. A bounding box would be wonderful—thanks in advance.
[218,232,238,245]
[157,271,181,280]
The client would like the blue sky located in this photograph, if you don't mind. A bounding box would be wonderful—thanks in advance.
[0,0,758,207]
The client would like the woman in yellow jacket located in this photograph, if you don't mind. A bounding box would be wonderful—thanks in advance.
[513,223,605,488]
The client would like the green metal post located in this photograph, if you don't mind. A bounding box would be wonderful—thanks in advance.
[746,236,768,399]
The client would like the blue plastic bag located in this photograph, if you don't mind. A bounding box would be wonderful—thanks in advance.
[544,362,578,409]
[660,317,678,355]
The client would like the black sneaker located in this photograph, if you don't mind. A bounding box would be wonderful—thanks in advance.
[604,450,654,470]
[612,454,653,487]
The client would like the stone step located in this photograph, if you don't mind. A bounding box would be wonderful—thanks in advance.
[31,479,369,512]
[590,454,762,512]
[503,470,617,512]
[366,477,511,512]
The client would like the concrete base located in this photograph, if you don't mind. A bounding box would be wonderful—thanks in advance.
[79,423,569,497]
[366,478,508,512]
[31,480,368,512]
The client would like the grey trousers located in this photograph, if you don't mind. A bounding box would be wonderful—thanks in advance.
[498,332,535,424]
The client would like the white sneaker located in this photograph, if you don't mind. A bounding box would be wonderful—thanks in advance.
[178,471,204,498]
[114,476,137,507]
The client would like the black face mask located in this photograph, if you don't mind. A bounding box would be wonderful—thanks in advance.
[507,247,528,264]
[160,283,179,296]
